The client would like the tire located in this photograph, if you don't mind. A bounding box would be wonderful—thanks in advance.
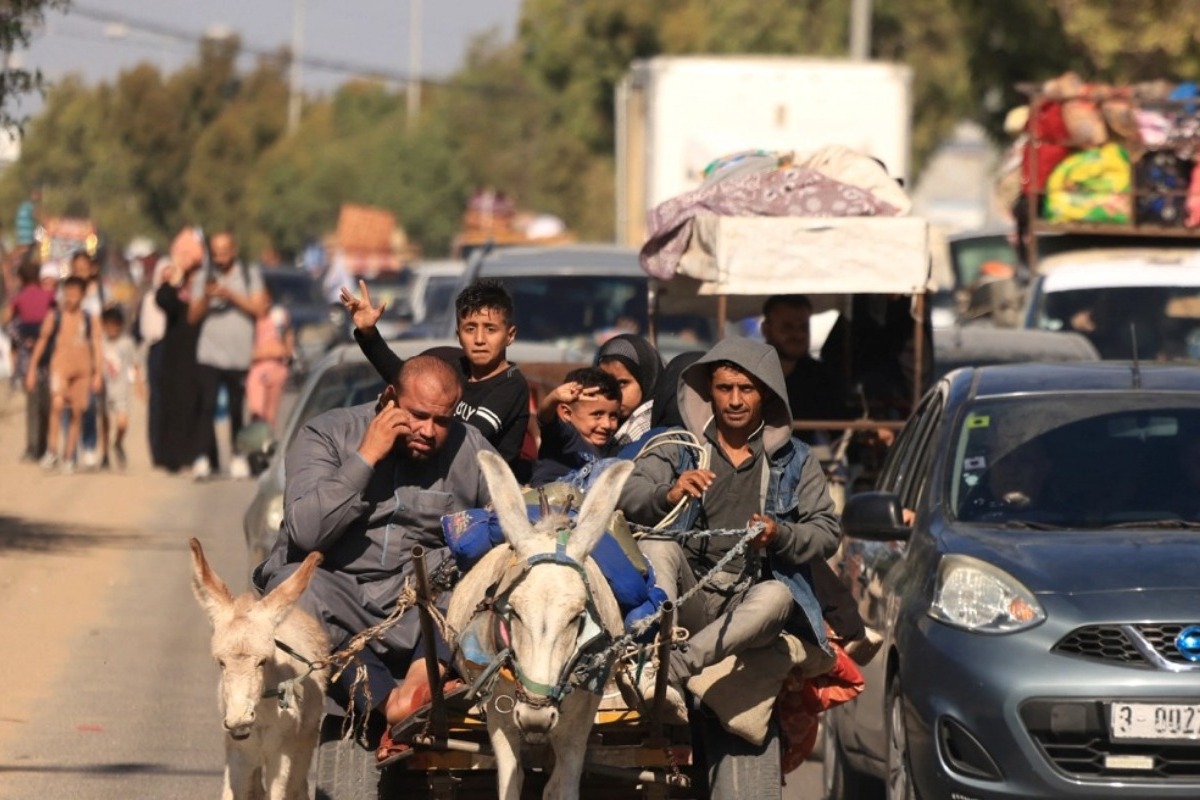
[886,675,919,800]
[822,716,883,800]
[315,715,380,800]
[700,712,781,800]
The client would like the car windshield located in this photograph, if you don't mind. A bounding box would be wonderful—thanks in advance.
[285,362,385,451]
[1034,286,1200,361]
[950,395,1200,528]
[263,270,322,307]
[499,275,712,347]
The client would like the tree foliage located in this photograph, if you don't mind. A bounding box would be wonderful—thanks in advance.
[0,0,69,130]
[6,2,1200,257]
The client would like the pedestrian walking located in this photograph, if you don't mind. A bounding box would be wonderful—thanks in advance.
[246,287,293,431]
[138,258,169,465]
[26,276,102,474]
[155,230,206,473]
[187,231,267,479]
[100,306,139,470]
[4,254,55,460]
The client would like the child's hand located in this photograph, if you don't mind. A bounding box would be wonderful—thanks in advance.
[23,370,35,393]
[550,381,583,404]
[339,279,385,332]
[91,373,103,393]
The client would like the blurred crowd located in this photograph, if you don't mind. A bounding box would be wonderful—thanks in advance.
[2,206,296,479]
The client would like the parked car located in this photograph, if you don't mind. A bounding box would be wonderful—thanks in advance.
[1021,248,1200,361]
[359,269,416,340]
[463,243,717,362]
[824,361,1200,800]
[261,267,348,375]
[932,326,1098,380]
[404,258,466,333]
[242,343,385,566]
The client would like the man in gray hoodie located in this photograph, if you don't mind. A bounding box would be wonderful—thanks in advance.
[255,354,494,730]
[619,337,841,722]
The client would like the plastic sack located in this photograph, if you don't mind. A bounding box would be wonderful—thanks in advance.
[1044,143,1132,224]
[1135,151,1189,226]
[776,641,866,774]
[1188,163,1200,228]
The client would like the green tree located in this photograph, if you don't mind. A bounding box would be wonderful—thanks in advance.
[1,1,69,129]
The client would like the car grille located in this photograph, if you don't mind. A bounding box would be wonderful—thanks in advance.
[1022,700,1200,781]
[1054,624,1200,670]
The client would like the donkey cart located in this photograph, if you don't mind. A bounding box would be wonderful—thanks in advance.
[314,533,783,800]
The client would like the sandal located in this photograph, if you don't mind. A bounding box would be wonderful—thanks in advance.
[377,683,471,763]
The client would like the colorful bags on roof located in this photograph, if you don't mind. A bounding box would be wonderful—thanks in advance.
[1044,143,1132,224]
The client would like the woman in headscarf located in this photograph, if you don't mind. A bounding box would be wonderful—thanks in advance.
[649,350,704,430]
[154,229,207,472]
[595,333,663,446]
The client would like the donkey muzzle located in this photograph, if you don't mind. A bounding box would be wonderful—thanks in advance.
[514,702,559,738]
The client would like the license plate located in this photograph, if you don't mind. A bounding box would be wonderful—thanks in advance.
[1110,703,1200,741]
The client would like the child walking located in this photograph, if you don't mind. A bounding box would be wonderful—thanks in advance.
[100,306,139,469]
[26,276,102,473]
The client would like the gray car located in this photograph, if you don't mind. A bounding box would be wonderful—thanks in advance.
[825,362,1200,799]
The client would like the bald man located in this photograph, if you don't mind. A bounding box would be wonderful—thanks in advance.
[255,354,496,735]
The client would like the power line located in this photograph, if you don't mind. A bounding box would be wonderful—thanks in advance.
[69,2,438,86]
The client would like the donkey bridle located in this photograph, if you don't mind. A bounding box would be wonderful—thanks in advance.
[482,526,613,708]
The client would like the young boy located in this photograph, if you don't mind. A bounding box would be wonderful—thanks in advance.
[26,276,102,473]
[343,278,531,475]
[100,306,139,470]
[531,366,621,487]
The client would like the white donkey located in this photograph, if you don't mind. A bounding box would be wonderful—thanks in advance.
[447,451,634,800]
[189,538,330,800]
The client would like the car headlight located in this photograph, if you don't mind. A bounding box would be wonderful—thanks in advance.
[929,554,1045,633]
[264,494,285,535]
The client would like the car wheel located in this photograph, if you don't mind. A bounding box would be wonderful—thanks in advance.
[823,717,883,800]
[886,674,919,800]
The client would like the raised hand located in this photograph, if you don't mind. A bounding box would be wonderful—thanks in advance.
[339,279,385,332]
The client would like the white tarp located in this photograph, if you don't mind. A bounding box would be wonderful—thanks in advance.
[677,214,930,296]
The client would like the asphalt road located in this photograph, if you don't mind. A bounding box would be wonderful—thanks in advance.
[0,386,823,799]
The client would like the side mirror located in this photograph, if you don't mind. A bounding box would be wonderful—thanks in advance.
[842,491,912,541]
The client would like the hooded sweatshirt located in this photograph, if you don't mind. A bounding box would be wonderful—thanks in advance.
[596,333,663,445]
[620,337,840,573]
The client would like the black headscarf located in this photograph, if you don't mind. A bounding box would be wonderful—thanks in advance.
[650,350,704,429]
[594,333,663,406]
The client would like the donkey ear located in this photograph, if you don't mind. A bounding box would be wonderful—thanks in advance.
[478,450,535,555]
[567,460,636,563]
[260,550,323,628]
[189,538,234,622]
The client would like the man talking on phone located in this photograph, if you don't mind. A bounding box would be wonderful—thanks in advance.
[255,353,494,745]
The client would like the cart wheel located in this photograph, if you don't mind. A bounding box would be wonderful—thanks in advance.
[700,712,781,800]
[315,715,380,800]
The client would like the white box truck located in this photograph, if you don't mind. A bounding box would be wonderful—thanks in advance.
[615,55,914,246]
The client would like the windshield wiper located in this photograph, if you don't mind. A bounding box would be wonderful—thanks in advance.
[1101,519,1200,530]
[1000,520,1068,530]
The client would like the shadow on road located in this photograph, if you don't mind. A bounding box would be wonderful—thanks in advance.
[0,761,223,777]
[0,515,152,555]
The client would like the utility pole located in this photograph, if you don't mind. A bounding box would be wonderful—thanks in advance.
[287,0,304,133]
[406,0,421,131]
[850,0,872,60]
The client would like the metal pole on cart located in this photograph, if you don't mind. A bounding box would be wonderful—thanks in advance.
[912,291,926,413]
[411,545,449,740]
